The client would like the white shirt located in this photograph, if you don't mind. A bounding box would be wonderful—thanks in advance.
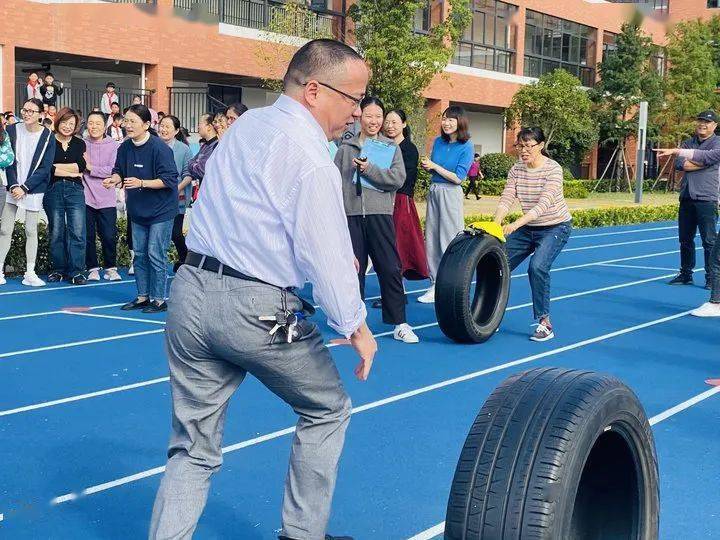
[6,123,45,212]
[187,94,366,337]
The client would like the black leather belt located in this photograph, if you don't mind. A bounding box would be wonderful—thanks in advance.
[185,251,274,285]
[184,251,316,316]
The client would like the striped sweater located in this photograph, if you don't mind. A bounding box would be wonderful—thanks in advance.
[498,158,571,227]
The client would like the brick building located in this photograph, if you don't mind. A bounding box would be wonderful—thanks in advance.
[0,0,717,177]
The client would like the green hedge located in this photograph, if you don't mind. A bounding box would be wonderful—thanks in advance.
[579,178,671,193]
[476,179,589,199]
[479,153,516,179]
[2,216,178,276]
[460,204,679,229]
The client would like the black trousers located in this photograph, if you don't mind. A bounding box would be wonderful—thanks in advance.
[86,206,118,270]
[678,198,718,280]
[172,213,188,265]
[464,175,481,198]
[347,214,406,325]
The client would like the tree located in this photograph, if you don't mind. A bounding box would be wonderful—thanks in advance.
[590,14,664,188]
[506,69,598,170]
[348,0,471,142]
[255,2,335,93]
[656,19,718,147]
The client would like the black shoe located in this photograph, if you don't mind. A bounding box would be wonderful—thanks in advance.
[142,300,167,314]
[371,299,382,309]
[668,273,693,285]
[47,272,63,283]
[71,274,87,286]
[121,297,150,310]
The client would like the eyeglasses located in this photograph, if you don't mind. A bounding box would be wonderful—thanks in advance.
[20,108,40,116]
[306,81,365,107]
[514,143,541,151]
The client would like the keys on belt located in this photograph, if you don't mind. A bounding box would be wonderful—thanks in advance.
[258,310,306,343]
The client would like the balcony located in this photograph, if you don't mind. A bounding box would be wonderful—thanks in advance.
[174,0,346,41]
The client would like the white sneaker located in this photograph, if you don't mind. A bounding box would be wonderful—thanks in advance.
[0,273,5,285]
[417,285,435,304]
[22,271,46,287]
[104,268,122,281]
[394,323,420,343]
[691,302,720,317]
[87,268,101,281]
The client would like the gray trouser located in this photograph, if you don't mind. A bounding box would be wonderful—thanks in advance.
[425,183,464,280]
[149,265,352,540]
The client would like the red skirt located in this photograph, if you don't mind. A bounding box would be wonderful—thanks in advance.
[393,193,430,280]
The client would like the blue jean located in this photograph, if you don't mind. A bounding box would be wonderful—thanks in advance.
[506,221,572,320]
[43,180,86,277]
[132,219,173,302]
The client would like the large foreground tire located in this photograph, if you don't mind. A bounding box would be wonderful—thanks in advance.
[445,368,659,540]
[435,232,510,343]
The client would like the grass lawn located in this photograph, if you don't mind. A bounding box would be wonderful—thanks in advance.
[415,191,679,219]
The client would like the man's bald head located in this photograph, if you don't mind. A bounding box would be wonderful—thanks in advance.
[283,39,365,90]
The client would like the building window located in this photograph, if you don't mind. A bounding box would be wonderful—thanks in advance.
[524,10,596,86]
[603,30,666,77]
[602,31,617,62]
[604,0,669,15]
[451,0,518,74]
[709,0,720,7]
[414,1,431,33]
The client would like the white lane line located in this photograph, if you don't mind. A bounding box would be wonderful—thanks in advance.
[0,329,165,360]
[0,302,124,322]
[349,231,677,279]
[600,264,678,272]
[406,383,720,540]
[648,385,720,425]
[0,377,171,417]
[43,308,693,508]
[572,225,677,239]
[0,280,135,297]
[0,270,691,415]
[353,247,694,304]
[0,245,699,323]
[62,311,167,326]
[362,272,682,342]
[563,236,675,253]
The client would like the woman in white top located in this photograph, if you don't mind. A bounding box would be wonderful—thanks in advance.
[0,98,56,286]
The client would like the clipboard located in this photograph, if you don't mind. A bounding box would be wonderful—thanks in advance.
[353,138,396,193]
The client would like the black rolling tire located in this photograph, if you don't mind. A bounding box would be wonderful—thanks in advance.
[435,232,510,343]
[445,368,659,540]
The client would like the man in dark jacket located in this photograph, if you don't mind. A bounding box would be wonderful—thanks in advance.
[669,110,720,289]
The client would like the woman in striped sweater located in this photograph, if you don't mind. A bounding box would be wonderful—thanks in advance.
[493,127,572,342]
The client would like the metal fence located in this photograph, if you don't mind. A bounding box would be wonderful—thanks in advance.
[15,84,153,115]
[168,87,229,133]
[173,0,346,40]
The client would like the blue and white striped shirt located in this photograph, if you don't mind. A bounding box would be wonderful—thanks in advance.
[186,94,366,337]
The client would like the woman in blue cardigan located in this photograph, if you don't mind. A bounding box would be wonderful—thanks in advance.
[103,104,178,313]
[0,98,55,287]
